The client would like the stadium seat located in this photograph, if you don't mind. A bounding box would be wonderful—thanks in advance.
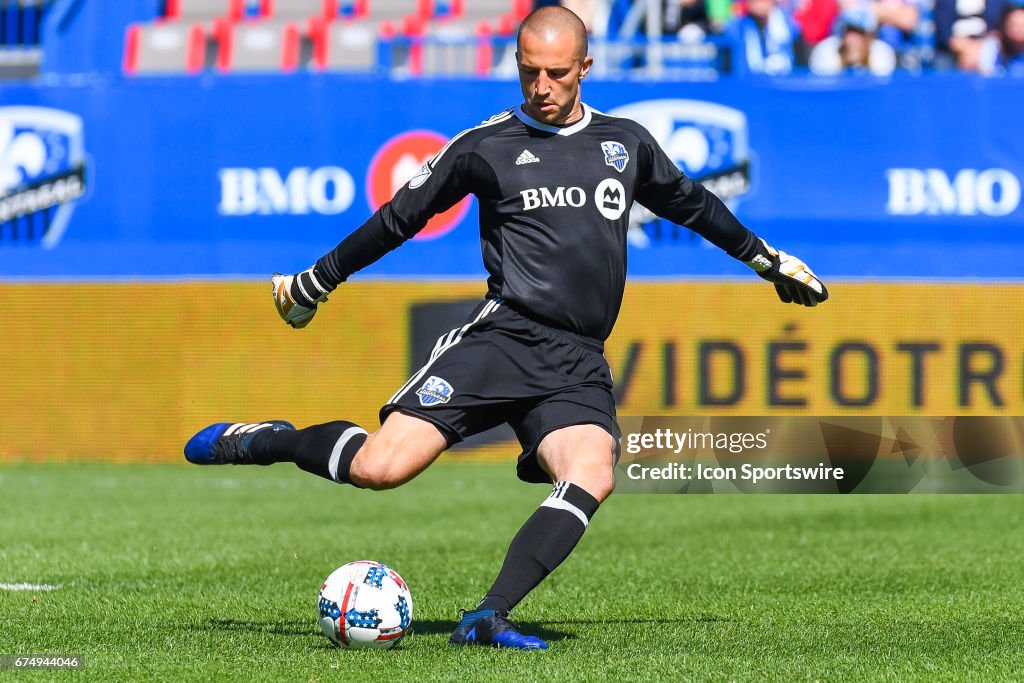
[215,20,302,72]
[412,0,522,75]
[658,37,724,80]
[353,0,432,22]
[325,0,431,50]
[123,22,207,75]
[443,0,528,23]
[165,0,245,23]
[1,0,46,49]
[261,0,338,21]
[412,0,526,77]
[310,1,427,73]
[0,0,49,78]
[309,18,379,70]
[415,20,494,76]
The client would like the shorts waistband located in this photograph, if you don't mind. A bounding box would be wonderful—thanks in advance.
[488,297,605,354]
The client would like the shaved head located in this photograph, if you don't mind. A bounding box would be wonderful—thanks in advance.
[518,6,589,61]
[515,5,593,125]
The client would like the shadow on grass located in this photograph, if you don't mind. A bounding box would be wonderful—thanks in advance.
[205,618,314,637]
[408,619,573,643]
[393,615,732,640]
[202,614,728,645]
[203,618,577,643]
[549,615,735,625]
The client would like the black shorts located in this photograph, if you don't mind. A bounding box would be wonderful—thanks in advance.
[380,297,620,484]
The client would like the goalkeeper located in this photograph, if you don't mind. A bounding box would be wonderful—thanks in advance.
[185,5,827,651]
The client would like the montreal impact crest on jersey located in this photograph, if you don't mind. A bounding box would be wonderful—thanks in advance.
[601,141,629,173]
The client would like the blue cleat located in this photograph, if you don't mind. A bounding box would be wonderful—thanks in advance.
[448,609,548,650]
[184,421,294,465]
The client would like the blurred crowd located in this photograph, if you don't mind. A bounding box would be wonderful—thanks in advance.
[536,0,1024,75]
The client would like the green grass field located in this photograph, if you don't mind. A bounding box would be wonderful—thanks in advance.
[2,461,1023,682]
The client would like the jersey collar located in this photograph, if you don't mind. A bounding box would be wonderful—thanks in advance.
[515,103,593,136]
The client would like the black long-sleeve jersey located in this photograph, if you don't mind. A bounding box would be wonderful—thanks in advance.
[317,103,760,341]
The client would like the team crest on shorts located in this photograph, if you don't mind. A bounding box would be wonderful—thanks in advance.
[600,141,629,173]
[416,376,454,406]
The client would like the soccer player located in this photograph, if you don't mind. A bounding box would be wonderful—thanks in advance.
[185,6,827,650]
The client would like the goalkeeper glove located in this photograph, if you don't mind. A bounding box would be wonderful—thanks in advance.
[745,239,828,307]
[272,267,331,329]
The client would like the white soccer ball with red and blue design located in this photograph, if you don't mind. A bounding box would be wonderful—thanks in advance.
[318,561,413,649]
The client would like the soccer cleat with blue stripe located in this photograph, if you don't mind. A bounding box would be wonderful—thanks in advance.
[448,609,548,650]
[184,421,294,465]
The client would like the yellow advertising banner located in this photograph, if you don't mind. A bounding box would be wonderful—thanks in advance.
[0,281,1020,462]
[612,282,1023,417]
[0,282,479,463]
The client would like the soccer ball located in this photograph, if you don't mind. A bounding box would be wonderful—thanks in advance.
[317,561,413,649]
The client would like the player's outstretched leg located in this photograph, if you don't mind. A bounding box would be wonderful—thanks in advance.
[184,412,447,489]
[184,421,296,465]
[184,420,368,485]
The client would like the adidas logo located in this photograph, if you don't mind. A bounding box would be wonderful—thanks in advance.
[515,149,540,165]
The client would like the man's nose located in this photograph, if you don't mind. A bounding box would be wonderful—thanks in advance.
[534,73,551,95]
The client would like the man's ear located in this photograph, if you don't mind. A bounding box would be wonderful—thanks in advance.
[579,55,594,80]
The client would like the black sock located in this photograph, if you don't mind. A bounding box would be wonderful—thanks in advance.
[249,421,367,486]
[476,481,600,613]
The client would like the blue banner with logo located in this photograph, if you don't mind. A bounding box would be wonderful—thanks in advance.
[0,74,1021,279]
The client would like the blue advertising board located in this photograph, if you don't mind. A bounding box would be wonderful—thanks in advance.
[0,73,1021,279]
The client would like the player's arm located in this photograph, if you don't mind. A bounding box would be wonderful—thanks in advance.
[633,129,827,307]
[273,136,487,328]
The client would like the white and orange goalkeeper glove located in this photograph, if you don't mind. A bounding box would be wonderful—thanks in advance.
[745,239,828,307]
[272,267,330,329]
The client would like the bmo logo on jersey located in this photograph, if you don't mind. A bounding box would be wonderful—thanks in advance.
[520,186,586,210]
[607,99,752,205]
[595,178,627,220]
[520,179,627,220]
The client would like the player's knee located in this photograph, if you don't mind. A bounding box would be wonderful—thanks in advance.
[348,434,428,490]
[538,427,618,502]
[349,451,409,491]
[555,450,617,502]
[349,461,400,490]
[582,465,616,502]
[352,469,408,491]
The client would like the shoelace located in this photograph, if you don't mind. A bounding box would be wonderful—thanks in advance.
[212,432,250,464]
[461,609,522,632]
[490,614,523,632]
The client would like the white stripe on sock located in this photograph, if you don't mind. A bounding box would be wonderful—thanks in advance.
[540,496,589,528]
[327,426,369,482]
